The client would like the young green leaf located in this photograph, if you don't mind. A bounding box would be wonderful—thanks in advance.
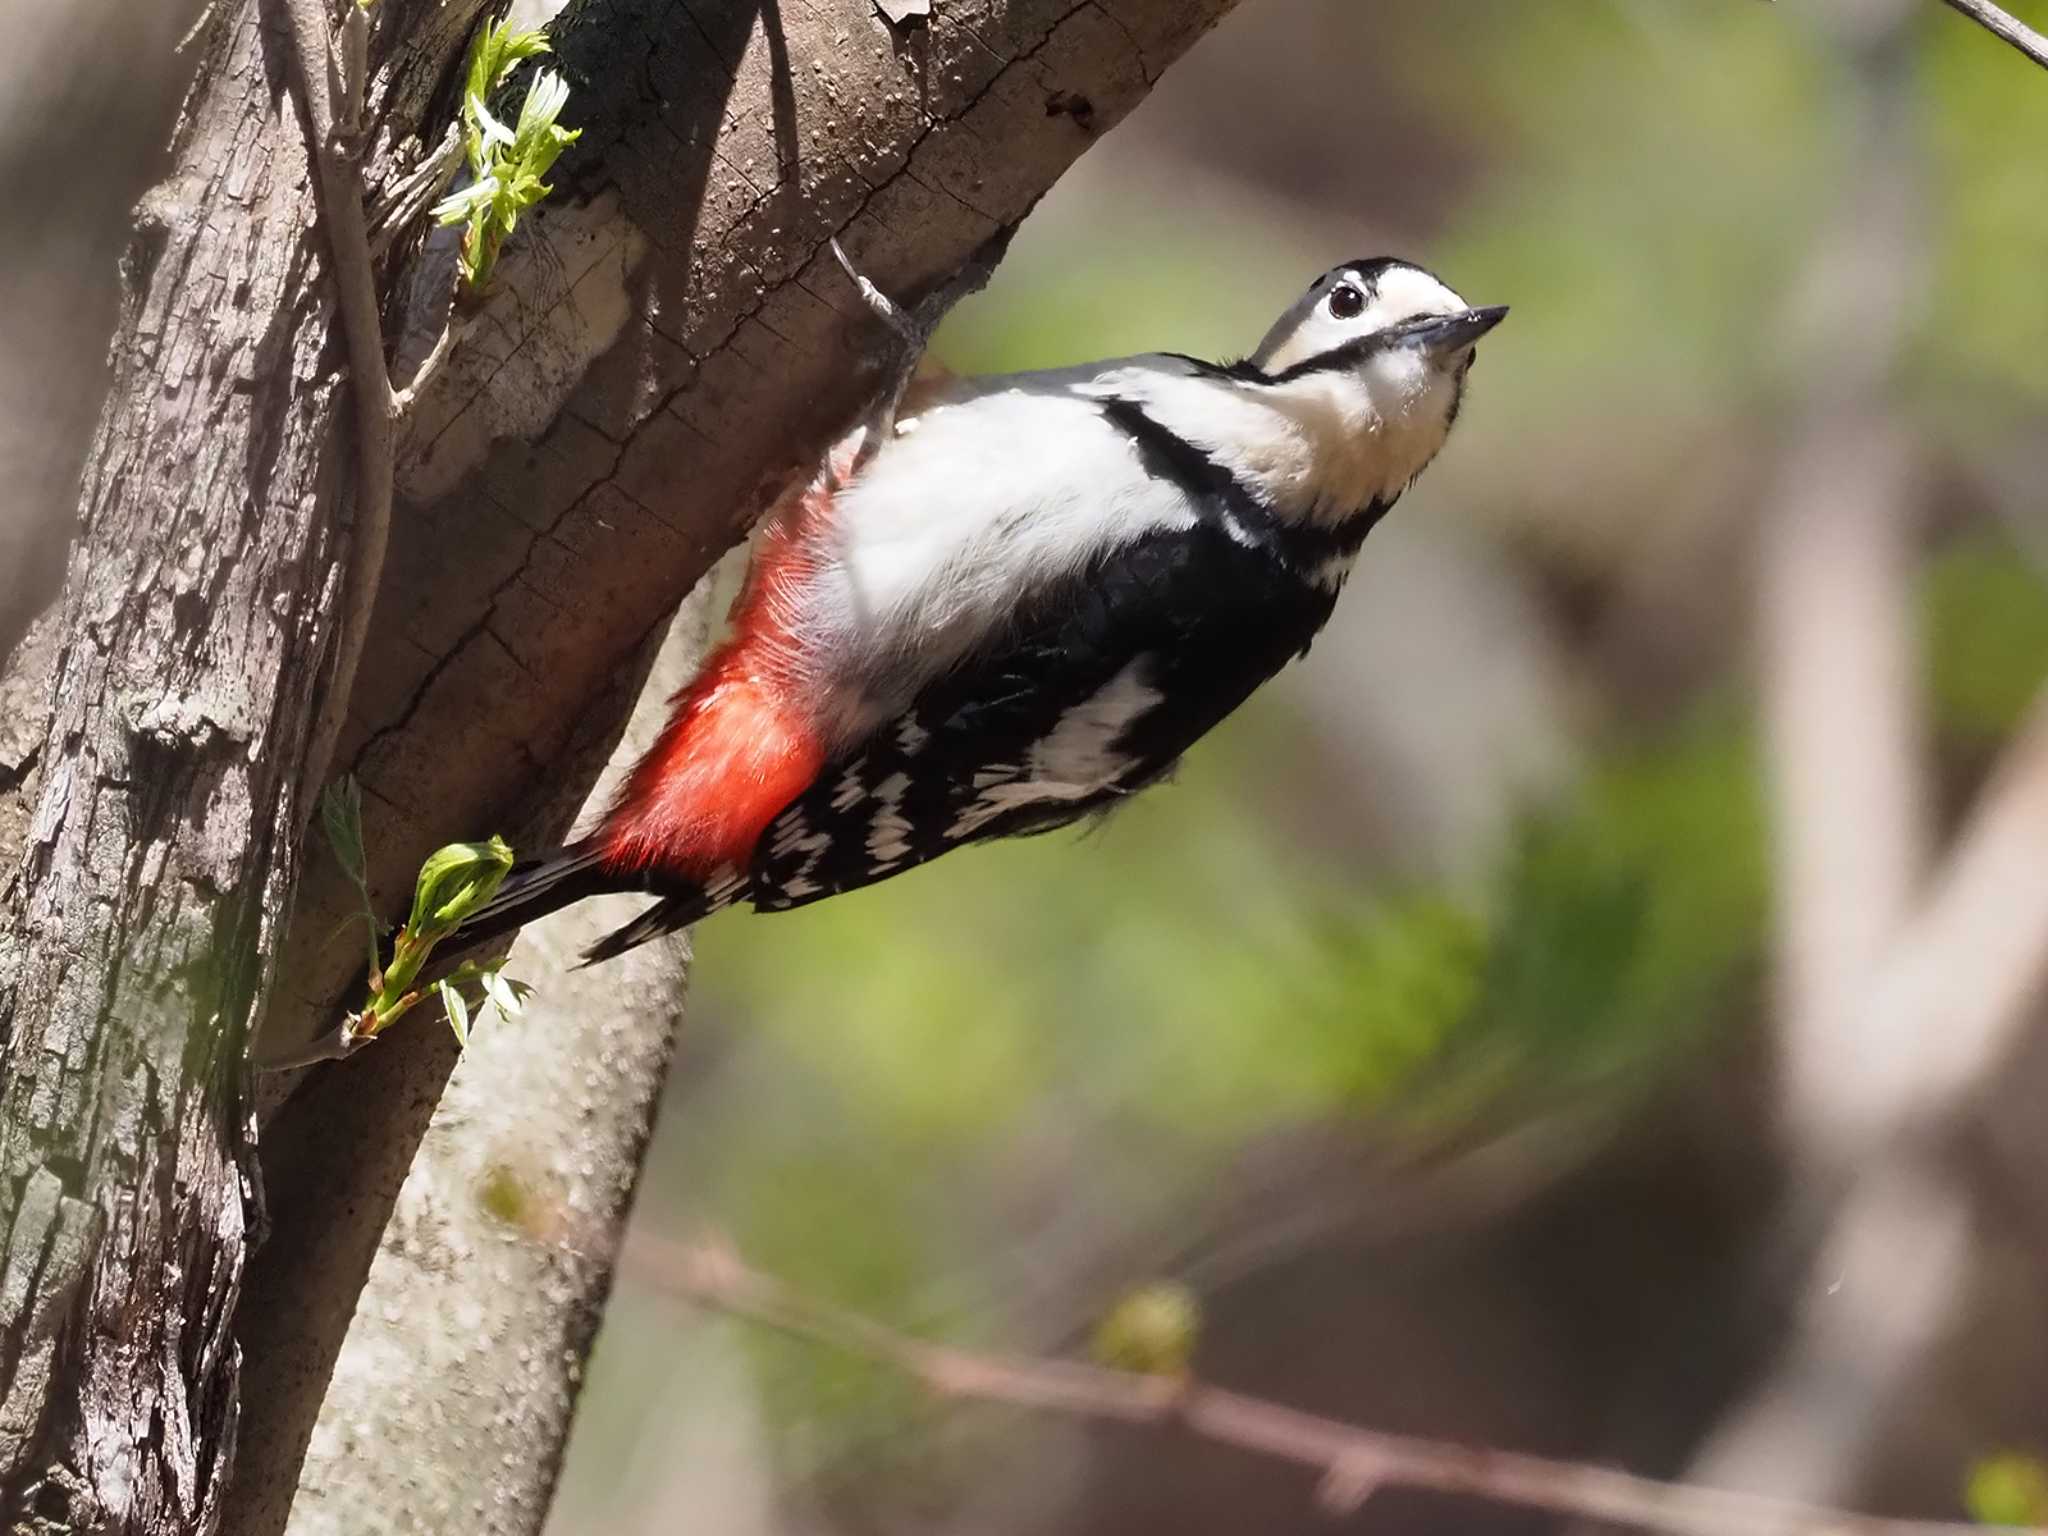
[320,775,368,887]
[320,774,383,977]
[437,979,472,1049]
[481,968,527,1023]
[471,94,517,154]
[406,835,515,937]
[464,17,550,112]
[438,17,579,291]
[1966,1453,2048,1528]
[1090,1282,1201,1377]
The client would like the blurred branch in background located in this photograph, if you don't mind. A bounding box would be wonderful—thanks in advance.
[1755,0,1930,1194]
[1694,0,2048,1505]
[1936,0,2048,72]
[635,1233,2039,1536]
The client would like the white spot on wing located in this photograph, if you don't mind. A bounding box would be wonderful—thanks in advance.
[703,863,746,903]
[1029,663,1159,787]
[769,811,812,860]
[866,771,915,870]
[831,768,866,812]
[946,660,1161,839]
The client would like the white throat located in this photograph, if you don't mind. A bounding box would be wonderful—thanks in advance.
[1086,351,1459,525]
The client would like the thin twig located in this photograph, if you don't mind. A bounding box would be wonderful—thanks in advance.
[828,237,933,476]
[284,0,403,811]
[634,1235,2039,1536]
[1936,0,2048,72]
[247,1020,363,1071]
[284,0,464,814]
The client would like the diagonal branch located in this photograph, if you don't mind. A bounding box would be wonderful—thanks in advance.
[1702,0,2048,1502]
[1936,0,2048,72]
[281,0,466,809]
[639,1235,2042,1536]
[280,0,405,811]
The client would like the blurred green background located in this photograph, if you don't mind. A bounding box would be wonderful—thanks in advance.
[547,1,2048,1530]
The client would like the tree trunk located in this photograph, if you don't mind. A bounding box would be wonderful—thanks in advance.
[0,0,1242,1530]
[0,1,491,1524]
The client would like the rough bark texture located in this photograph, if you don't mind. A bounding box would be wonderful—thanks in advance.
[0,0,494,1526]
[0,0,1240,1531]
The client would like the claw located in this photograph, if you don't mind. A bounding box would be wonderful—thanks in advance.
[828,238,932,476]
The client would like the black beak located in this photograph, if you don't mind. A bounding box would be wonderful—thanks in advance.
[1395,305,1509,354]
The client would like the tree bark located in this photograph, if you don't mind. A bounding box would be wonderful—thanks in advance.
[0,0,1242,1531]
[0,2,491,1526]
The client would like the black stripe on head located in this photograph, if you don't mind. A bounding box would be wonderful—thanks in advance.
[1258,330,1403,384]
[1257,304,1502,385]
[1195,313,1446,387]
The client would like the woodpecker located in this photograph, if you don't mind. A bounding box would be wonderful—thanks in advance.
[462,259,1506,963]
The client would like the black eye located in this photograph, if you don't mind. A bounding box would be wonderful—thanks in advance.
[1327,284,1366,320]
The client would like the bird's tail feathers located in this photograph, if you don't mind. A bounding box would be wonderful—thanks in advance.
[455,839,741,967]
[453,840,620,954]
[578,892,718,967]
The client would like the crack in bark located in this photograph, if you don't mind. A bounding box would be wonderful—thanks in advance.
[309,0,1144,1117]
[345,0,1132,778]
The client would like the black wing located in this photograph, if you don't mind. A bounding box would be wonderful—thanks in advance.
[749,520,1338,912]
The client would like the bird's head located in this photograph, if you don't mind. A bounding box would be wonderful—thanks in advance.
[1250,258,1507,379]
[1243,258,1507,510]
